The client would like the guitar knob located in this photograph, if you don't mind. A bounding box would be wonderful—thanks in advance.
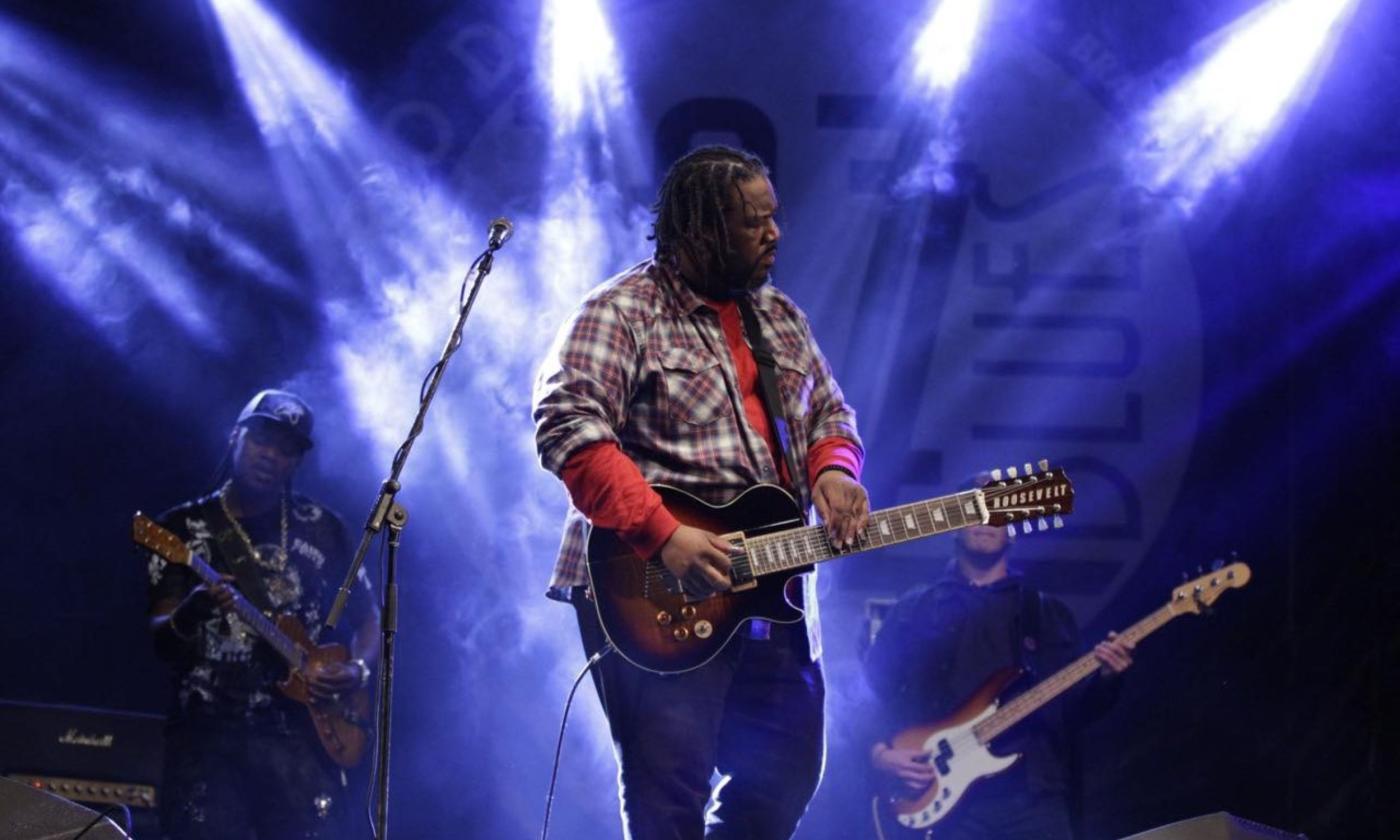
[672,626,690,641]
[694,620,713,639]
[655,611,673,626]
[680,605,697,619]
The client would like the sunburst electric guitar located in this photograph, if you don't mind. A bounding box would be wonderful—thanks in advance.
[587,460,1074,674]
[871,562,1252,838]
[132,513,370,768]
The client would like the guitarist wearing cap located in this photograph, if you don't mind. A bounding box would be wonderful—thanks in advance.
[862,506,1134,840]
[145,389,377,840]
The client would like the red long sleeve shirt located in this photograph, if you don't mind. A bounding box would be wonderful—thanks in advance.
[561,298,862,559]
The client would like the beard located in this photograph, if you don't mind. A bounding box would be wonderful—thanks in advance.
[686,247,773,300]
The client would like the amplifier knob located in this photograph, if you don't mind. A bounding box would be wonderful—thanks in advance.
[694,620,713,639]
[672,626,690,641]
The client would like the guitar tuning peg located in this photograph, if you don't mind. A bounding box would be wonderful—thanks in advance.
[990,468,1003,482]
[1052,515,1064,529]
[1037,518,1048,532]
[1007,465,1019,479]
[1210,558,1224,571]
[1023,462,1033,477]
[1180,570,1190,582]
[1038,458,1049,472]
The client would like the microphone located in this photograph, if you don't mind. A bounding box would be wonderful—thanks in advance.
[487,217,513,249]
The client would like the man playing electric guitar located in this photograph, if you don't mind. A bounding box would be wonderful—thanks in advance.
[146,389,378,840]
[863,486,1133,840]
[534,145,869,839]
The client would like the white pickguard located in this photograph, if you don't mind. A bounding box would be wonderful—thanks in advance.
[897,701,1021,830]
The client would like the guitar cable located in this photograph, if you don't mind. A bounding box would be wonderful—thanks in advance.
[540,641,615,840]
[70,802,133,839]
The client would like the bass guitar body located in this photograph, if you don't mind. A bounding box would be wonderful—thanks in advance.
[873,668,1023,839]
[586,484,807,674]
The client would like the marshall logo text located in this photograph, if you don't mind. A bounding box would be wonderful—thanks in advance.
[58,728,114,748]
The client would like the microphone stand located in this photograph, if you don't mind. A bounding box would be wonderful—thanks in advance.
[325,219,512,840]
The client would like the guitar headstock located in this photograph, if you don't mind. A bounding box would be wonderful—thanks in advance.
[979,460,1074,535]
[1168,562,1251,615]
[132,512,192,566]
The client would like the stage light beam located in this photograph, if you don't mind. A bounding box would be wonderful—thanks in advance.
[1135,0,1360,211]
[913,0,990,94]
[539,0,625,133]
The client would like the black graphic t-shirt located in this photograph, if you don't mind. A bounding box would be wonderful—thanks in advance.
[146,491,373,721]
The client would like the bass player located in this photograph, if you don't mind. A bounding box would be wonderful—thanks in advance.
[862,482,1134,840]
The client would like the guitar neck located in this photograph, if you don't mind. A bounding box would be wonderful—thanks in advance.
[973,603,1177,743]
[742,490,987,578]
[186,553,305,670]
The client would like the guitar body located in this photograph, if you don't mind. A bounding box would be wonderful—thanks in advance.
[132,513,374,768]
[273,615,371,769]
[586,484,808,674]
[874,668,1023,838]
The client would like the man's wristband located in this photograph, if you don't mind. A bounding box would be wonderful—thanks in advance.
[352,658,371,688]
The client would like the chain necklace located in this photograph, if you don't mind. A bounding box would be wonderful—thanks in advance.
[219,480,289,571]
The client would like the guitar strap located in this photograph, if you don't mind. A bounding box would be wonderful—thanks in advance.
[736,296,806,505]
[208,504,278,616]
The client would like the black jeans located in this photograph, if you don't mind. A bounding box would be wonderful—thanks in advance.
[931,772,1074,840]
[160,709,347,840]
[575,595,826,840]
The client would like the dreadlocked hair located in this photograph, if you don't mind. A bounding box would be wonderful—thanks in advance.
[650,145,770,279]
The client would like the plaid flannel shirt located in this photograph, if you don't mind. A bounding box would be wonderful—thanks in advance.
[533,260,863,611]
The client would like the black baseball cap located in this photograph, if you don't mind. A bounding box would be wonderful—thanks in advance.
[235,389,314,451]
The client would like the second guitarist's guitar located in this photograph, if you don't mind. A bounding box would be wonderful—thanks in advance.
[871,562,1252,838]
[132,513,370,768]
[587,460,1074,674]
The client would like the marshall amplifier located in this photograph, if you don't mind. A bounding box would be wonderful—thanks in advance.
[0,700,163,811]
[0,776,131,839]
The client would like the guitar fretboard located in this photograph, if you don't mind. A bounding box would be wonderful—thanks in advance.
[743,490,986,577]
[972,603,1176,743]
[186,553,305,670]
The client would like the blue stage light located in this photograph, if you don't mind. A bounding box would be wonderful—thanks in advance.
[913,0,990,95]
[538,0,626,133]
[0,17,257,353]
[1134,0,1360,212]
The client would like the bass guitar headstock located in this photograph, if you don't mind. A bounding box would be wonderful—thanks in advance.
[979,459,1075,535]
[1168,562,1251,616]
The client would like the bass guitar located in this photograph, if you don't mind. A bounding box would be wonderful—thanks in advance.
[132,512,370,768]
[587,460,1073,674]
[871,562,1252,838]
